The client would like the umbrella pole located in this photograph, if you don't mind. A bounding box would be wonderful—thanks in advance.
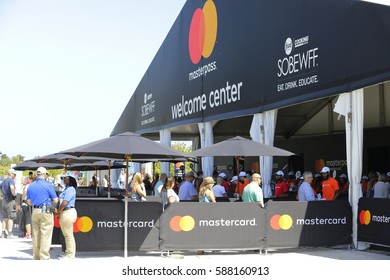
[95,167,99,196]
[236,156,240,176]
[124,195,128,258]
[107,160,111,199]
[124,156,129,258]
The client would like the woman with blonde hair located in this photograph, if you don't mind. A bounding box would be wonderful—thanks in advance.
[198,177,216,203]
[130,172,147,202]
[160,176,180,209]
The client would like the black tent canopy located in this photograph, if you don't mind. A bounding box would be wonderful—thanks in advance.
[112,0,390,138]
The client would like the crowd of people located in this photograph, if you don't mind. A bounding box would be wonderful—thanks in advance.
[130,166,390,207]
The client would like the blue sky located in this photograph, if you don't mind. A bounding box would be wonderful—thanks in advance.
[0,0,186,160]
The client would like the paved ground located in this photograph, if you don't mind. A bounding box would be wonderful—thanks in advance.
[1,222,389,279]
[1,236,389,280]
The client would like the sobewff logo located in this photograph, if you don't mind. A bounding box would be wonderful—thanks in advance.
[188,0,218,64]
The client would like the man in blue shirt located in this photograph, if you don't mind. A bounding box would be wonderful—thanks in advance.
[1,169,18,239]
[178,172,197,201]
[27,167,58,260]
[298,171,315,201]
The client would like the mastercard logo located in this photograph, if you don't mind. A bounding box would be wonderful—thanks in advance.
[54,215,94,233]
[359,210,371,225]
[270,214,293,230]
[188,0,218,64]
[170,215,195,232]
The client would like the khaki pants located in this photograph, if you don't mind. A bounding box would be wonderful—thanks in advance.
[31,209,54,260]
[60,208,77,258]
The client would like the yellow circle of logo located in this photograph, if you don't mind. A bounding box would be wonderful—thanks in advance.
[279,214,293,230]
[179,215,195,232]
[77,216,93,233]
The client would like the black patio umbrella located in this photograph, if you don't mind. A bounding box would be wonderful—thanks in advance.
[188,136,295,183]
[14,161,63,171]
[59,132,191,194]
[59,131,189,160]
[188,136,295,157]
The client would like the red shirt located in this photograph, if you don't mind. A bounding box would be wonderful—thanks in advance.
[235,180,250,195]
[274,181,288,196]
[286,178,298,191]
[321,177,340,200]
[361,182,368,193]
[221,180,230,192]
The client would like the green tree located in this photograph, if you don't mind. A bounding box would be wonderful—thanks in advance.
[148,141,192,177]
[0,154,24,177]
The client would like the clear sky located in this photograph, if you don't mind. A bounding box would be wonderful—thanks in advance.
[0,0,186,160]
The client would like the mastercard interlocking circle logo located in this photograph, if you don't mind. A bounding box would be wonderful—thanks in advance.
[270,214,293,230]
[359,210,371,225]
[54,215,93,233]
[170,215,195,232]
[188,0,218,64]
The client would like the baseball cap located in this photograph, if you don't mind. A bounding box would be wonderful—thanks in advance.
[361,175,369,180]
[314,173,322,178]
[239,171,247,177]
[339,174,347,179]
[8,168,17,175]
[36,167,48,174]
[288,171,294,176]
[63,171,76,179]
[320,167,330,173]
[230,175,238,182]
[218,172,227,179]
[275,170,284,176]
[203,176,215,185]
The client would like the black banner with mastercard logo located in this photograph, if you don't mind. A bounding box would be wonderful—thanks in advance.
[358,197,390,247]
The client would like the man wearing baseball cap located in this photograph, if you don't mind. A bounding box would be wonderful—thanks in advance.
[26,167,58,260]
[1,169,18,239]
[178,172,198,201]
[320,166,340,200]
[235,171,250,198]
[273,170,289,198]
[218,172,230,194]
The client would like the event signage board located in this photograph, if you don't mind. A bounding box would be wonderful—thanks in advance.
[112,0,390,135]
[358,197,390,247]
[160,202,266,250]
[53,199,161,251]
[266,201,352,248]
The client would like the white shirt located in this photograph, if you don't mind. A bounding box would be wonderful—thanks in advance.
[212,184,226,197]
